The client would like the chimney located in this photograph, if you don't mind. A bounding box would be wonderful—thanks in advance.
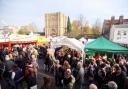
[111,16,115,25]
[119,15,124,24]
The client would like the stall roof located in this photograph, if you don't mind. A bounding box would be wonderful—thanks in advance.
[85,36,128,53]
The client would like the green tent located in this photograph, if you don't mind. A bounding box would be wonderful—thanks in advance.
[85,36,128,53]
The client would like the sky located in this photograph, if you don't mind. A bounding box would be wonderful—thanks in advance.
[0,0,128,32]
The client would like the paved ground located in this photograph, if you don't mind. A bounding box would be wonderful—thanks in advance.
[0,59,57,89]
[37,59,58,89]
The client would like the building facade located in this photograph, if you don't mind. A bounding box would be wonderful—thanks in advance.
[102,16,128,38]
[110,24,128,44]
[45,12,68,37]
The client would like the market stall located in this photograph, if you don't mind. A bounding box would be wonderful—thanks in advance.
[85,36,128,54]
[50,36,85,61]
[36,36,48,46]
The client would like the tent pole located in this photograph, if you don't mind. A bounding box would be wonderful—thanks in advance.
[112,53,115,63]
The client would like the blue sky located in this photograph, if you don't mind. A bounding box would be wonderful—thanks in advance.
[0,0,128,32]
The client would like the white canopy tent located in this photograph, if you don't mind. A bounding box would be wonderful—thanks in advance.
[79,37,88,44]
[50,36,85,61]
[51,37,84,52]
[79,37,95,45]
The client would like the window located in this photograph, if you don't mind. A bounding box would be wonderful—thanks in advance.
[117,31,121,35]
[117,37,120,40]
[123,31,127,35]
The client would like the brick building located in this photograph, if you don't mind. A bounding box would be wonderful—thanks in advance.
[102,16,128,38]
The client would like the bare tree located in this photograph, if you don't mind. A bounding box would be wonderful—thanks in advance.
[78,14,88,35]
[92,19,101,36]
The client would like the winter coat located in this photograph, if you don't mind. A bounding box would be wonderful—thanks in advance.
[124,77,128,89]
[63,75,75,89]
[111,70,126,89]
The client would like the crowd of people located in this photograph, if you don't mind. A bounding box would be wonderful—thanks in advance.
[42,45,128,89]
[0,44,128,89]
[0,45,39,89]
